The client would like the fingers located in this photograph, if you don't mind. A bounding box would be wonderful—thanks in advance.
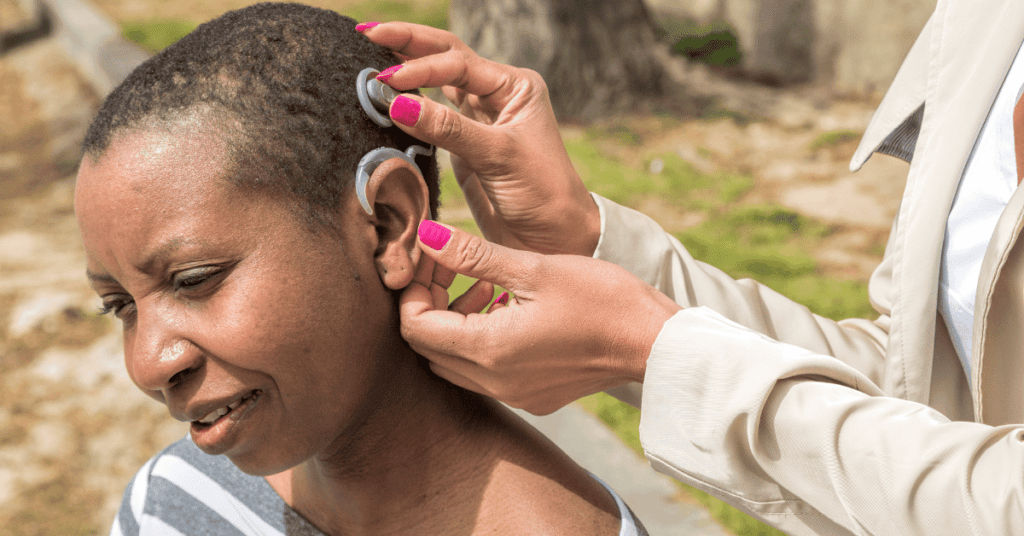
[428,360,484,389]
[361,22,518,98]
[412,253,435,288]
[403,270,450,313]
[417,220,537,291]
[388,94,511,169]
[359,22,464,61]
[431,261,457,290]
[448,279,495,315]
[488,291,511,313]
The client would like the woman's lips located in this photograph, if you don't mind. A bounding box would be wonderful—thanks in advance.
[190,389,262,454]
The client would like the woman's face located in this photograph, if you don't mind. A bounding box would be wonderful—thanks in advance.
[75,125,401,475]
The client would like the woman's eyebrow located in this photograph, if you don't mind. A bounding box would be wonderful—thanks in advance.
[86,270,118,286]
[136,237,199,274]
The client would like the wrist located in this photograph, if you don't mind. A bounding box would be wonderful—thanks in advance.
[559,190,602,257]
[627,292,681,384]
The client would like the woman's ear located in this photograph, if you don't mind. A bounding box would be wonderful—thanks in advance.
[361,157,431,290]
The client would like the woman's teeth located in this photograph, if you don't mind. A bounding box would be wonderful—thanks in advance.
[197,396,246,424]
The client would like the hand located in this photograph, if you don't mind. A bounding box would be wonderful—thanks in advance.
[400,221,682,415]
[359,22,600,256]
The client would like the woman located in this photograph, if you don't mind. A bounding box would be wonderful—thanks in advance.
[362,10,1024,536]
[75,4,646,535]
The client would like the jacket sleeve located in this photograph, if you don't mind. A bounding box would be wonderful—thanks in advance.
[641,308,1024,536]
[593,193,893,407]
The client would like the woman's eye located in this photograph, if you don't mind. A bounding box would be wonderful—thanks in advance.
[173,266,225,293]
[99,295,135,320]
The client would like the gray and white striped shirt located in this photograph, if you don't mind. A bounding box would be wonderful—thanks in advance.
[111,437,649,536]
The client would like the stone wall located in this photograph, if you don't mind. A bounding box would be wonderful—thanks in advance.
[646,0,936,97]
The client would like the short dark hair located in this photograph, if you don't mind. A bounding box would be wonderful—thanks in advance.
[82,2,439,227]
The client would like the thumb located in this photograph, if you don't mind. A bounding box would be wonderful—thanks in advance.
[417,220,535,291]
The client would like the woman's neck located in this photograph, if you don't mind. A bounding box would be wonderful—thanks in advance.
[265,344,507,535]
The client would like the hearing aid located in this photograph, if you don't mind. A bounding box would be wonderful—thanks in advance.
[357,68,400,128]
[354,145,435,216]
[355,67,435,216]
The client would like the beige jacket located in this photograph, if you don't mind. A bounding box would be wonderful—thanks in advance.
[592,1,1024,534]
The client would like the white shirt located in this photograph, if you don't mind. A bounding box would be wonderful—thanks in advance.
[938,41,1024,384]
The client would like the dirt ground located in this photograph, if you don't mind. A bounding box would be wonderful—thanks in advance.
[0,27,186,536]
[0,2,909,534]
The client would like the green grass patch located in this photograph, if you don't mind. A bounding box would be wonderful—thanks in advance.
[122,19,197,53]
[121,1,449,53]
[340,0,449,29]
[564,135,752,211]
[438,167,464,209]
[700,104,758,126]
[659,21,742,67]
[676,205,874,320]
[809,129,861,151]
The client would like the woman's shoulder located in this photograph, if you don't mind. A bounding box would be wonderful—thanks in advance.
[109,436,322,536]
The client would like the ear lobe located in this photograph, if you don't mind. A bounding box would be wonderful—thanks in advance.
[362,157,431,290]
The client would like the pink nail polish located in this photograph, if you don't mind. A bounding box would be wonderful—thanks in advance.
[419,220,451,251]
[493,292,510,306]
[376,64,402,83]
[392,95,421,127]
[355,22,379,32]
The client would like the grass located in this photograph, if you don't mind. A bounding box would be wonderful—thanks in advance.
[565,133,752,212]
[676,205,874,320]
[339,0,448,30]
[809,129,862,151]
[121,19,196,53]
[120,0,449,52]
[658,20,742,67]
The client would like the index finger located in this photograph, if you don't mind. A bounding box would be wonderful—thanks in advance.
[399,284,488,354]
[361,21,465,60]
[361,22,520,99]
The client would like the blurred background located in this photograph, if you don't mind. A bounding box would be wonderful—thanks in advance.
[0,0,933,534]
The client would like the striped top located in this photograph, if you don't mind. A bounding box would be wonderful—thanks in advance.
[111,437,649,536]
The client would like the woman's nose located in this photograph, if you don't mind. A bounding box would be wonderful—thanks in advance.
[126,306,203,394]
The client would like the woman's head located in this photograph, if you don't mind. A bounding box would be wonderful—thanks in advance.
[75,3,440,474]
[82,2,439,227]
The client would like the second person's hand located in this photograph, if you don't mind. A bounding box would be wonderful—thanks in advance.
[358,22,601,257]
[400,220,682,415]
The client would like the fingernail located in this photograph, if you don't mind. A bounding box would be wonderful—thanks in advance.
[392,95,421,127]
[418,220,451,251]
[376,64,402,83]
[493,292,510,306]
[355,22,379,32]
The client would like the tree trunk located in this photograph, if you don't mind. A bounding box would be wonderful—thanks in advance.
[450,0,669,120]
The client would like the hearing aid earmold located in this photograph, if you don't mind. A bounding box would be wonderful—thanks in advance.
[355,67,434,216]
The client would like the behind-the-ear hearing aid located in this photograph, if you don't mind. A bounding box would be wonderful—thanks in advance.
[354,145,434,216]
[354,67,434,216]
